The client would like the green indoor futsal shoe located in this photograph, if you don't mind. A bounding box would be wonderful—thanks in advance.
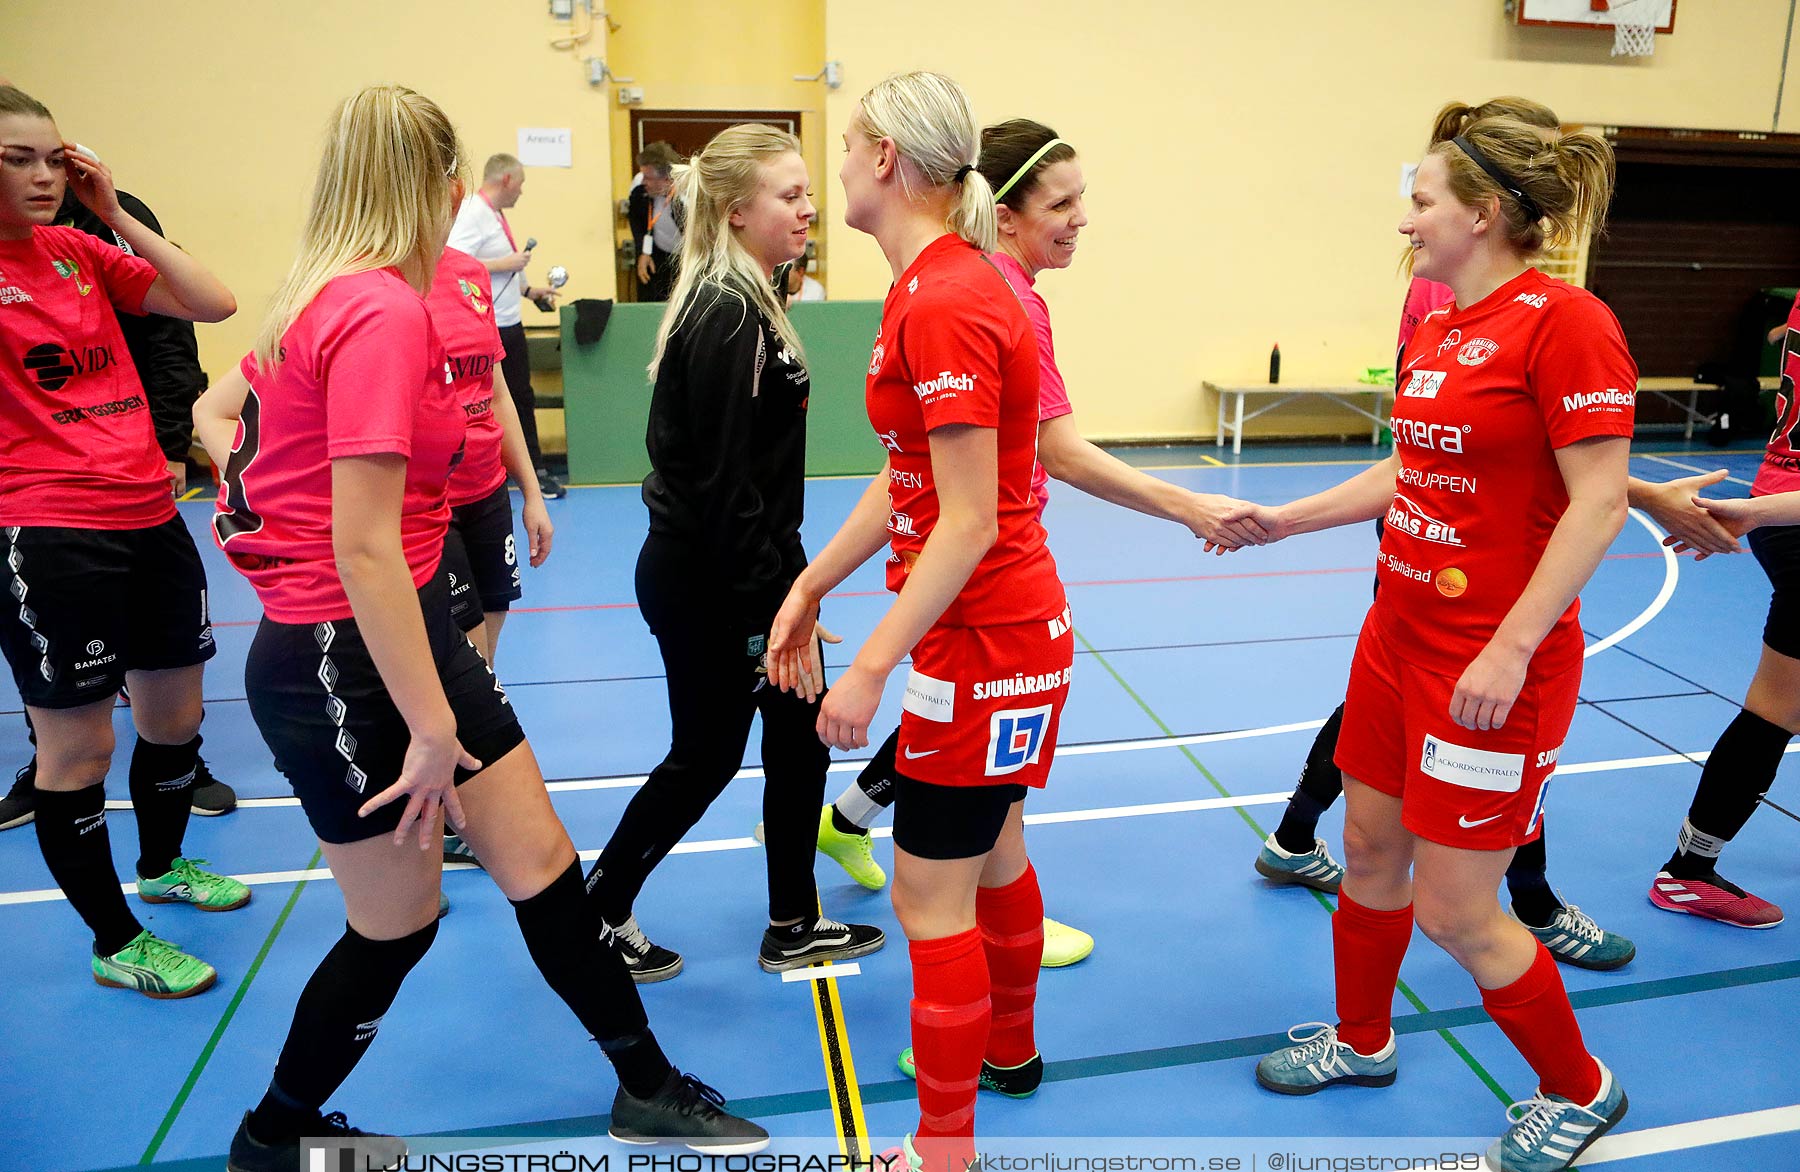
[92,930,217,998]
[137,857,251,911]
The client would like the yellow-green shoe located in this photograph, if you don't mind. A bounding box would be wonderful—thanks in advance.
[137,857,251,912]
[92,930,217,999]
[1040,916,1093,968]
[815,805,886,890]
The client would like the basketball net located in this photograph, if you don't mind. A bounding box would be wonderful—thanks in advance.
[1609,1,1660,56]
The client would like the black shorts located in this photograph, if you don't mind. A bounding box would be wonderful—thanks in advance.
[1751,523,1800,660]
[244,569,526,844]
[0,516,215,709]
[443,483,522,632]
[891,772,1027,860]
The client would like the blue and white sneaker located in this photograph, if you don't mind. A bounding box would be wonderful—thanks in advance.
[1486,1060,1627,1171]
[1519,904,1636,971]
[1255,1022,1396,1095]
[443,833,482,868]
[1255,834,1344,895]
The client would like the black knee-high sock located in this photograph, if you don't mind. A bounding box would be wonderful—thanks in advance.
[1666,708,1794,878]
[249,919,438,1144]
[130,734,200,879]
[1506,828,1562,927]
[34,784,141,956]
[1275,703,1346,853]
[833,729,899,834]
[513,862,670,1098]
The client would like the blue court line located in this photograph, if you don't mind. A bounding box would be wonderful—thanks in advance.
[90,957,1800,1172]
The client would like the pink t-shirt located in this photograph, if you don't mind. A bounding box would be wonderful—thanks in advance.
[212,268,465,623]
[430,248,509,506]
[988,251,1072,521]
[0,225,175,529]
[1398,277,1456,359]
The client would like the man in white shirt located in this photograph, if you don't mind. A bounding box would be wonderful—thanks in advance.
[449,153,565,497]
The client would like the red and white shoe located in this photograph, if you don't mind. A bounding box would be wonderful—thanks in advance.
[1649,870,1783,928]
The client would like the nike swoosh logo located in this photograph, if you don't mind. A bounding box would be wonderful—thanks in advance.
[1459,814,1502,828]
[902,747,940,760]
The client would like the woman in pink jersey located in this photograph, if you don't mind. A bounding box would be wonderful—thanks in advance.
[0,85,242,1001]
[1232,117,1633,1171]
[806,118,1265,980]
[430,244,553,667]
[767,73,1079,1172]
[191,86,763,1170]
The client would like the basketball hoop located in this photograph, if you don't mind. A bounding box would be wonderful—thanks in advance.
[1607,0,1660,56]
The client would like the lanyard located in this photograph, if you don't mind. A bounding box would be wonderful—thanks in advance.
[479,192,518,251]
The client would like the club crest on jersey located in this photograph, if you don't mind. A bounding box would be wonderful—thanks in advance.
[457,278,488,315]
[1456,338,1498,366]
[1402,370,1446,399]
[985,705,1053,776]
[51,258,92,296]
[869,341,886,377]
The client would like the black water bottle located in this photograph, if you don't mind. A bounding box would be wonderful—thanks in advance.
[1269,343,1281,384]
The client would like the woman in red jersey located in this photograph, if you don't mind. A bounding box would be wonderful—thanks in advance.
[191,86,763,1171]
[1635,295,1800,928]
[0,85,241,1000]
[1235,117,1633,1172]
[767,72,1068,1172]
[430,244,553,667]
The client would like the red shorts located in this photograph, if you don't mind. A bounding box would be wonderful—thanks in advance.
[1333,618,1578,850]
[897,606,1074,789]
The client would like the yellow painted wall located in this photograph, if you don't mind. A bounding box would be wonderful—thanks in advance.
[606,0,830,291]
[824,0,1798,441]
[0,0,619,384]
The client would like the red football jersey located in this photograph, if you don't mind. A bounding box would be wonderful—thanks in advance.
[431,248,509,506]
[1375,267,1637,680]
[1753,291,1800,497]
[865,234,1064,627]
[0,225,175,529]
[212,269,464,623]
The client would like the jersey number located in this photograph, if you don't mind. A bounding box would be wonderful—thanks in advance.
[1772,327,1800,456]
[213,389,266,544]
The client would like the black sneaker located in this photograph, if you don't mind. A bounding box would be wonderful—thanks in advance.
[443,832,483,868]
[758,915,886,973]
[609,1070,769,1153]
[536,468,568,500]
[0,760,36,831]
[190,758,237,816]
[604,915,684,983]
[227,1109,407,1172]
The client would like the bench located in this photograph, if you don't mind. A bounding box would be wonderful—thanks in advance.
[1636,375,1780,440]
[1202,381,1393,455]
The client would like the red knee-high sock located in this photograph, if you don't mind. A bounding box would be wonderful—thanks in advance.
[909,927,989,1172]
[1481,943,1602,1104]
[1334,889,1414,1055]
[977,863,1043,1068]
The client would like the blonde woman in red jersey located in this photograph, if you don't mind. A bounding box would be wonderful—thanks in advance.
[766,72,1069,1172]
[192,86,763,1170]
[1231,117,1633,1171]
[0,84,241,1000]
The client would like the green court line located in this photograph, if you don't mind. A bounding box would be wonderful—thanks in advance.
[137,849,324,1165]
[98,957,1800,1172]
[1072,628,1514,1107]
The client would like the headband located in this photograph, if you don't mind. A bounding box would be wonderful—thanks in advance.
[1452,135,1543,223]
[992,137,1069,202]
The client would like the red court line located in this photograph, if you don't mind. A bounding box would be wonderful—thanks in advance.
[209,551,1666,628]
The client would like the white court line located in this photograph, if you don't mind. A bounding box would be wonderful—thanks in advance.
[1640,452,1758,489]
[1581,508,1678,658]
[1584,1102,1800,1163]
[14,747,1798,909]
[779,963,862,983]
